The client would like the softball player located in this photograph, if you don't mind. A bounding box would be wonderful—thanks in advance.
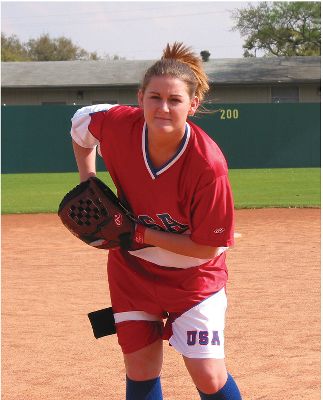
[71,42,242,399]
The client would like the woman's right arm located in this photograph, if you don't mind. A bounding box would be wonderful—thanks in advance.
[72,139,97,182]
[70,104,119,182]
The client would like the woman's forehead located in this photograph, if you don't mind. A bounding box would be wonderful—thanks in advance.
[145,76,190,94]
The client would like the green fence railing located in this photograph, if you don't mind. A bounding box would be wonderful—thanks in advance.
[1,103,320,173]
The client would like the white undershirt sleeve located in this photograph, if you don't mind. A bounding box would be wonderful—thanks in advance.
[70,104,118,148]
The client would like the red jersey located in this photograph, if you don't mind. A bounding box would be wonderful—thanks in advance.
[71,104,234,290]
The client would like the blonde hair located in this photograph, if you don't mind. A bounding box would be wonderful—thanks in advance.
[141,42,209,105]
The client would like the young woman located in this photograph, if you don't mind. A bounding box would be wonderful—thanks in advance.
[71,42,242,400]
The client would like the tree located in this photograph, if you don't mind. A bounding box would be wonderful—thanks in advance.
[1,32,100,61]
[1,33,29,61]
[200,50,211,62]
[231,2,321,57]
[26,34,99,61]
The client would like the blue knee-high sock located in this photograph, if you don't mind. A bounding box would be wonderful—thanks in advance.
[126,376,163,400]
[198,373,242,400]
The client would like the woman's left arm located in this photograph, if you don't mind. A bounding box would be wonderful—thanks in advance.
[141,172,234,259]
[144,228,221,259]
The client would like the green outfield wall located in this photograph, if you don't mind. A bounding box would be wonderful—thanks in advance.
[1,103,320,173]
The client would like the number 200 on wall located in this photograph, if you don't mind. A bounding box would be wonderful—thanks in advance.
[219,109,239,120]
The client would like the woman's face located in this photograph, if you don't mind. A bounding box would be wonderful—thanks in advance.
[138,76,199,138]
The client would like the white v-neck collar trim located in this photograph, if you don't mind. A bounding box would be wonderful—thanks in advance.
[142,122,191,180]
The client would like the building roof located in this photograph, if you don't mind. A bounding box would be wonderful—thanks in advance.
[1,56,320,88]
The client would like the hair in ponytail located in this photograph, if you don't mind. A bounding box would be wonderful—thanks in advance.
[141,42,209,106]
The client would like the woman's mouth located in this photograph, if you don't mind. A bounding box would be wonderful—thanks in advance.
[155,116,171,121]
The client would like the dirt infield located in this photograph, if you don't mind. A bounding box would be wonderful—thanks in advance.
[2,209,320,400]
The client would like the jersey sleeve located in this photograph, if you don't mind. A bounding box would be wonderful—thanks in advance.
[190,171,234,248]
[70,104,118,148]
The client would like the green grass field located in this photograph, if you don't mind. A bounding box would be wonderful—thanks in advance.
[1,168,321,214]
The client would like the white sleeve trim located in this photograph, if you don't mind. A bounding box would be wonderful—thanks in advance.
[70,104,118,148]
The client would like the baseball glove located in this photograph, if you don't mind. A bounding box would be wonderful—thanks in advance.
[58,177,146,250]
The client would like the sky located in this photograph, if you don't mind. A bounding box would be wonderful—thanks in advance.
[1,1,251,60]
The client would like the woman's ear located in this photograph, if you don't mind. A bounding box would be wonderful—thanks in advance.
[138,89,144,108]
[189,96,200,116]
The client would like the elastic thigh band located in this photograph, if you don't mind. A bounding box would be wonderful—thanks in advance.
[114,311,163,324]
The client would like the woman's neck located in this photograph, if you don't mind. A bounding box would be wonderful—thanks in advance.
[147,125,186,169]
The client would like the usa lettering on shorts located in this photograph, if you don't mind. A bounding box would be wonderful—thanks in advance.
[187,330,221,346]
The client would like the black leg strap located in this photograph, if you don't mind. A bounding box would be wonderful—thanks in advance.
[88,307,116,339]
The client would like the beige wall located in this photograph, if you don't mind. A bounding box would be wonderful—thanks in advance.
[299,84,321,103]
[207,85,271,103]
[2,87,139,105]
[2,83,320,105]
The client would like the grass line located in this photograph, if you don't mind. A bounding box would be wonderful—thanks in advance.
[1,168,320,214]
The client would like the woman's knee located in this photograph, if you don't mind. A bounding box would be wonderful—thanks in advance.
[124,339,163,381]
[183,357,228,394]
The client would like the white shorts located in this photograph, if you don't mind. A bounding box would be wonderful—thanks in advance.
[169,288,227,359]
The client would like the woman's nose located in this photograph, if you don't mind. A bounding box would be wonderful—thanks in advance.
[160,100,169,112]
